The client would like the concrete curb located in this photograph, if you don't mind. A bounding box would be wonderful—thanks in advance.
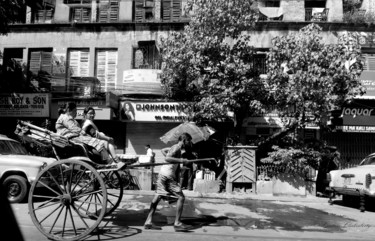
[122,190,329,203]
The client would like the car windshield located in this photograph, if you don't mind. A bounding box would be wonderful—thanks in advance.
[0,140,28,155]
[360,156,375,166]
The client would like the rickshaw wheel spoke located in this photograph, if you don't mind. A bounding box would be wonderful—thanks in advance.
[100,171,123,216]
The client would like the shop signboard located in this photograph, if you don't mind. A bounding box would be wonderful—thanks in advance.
[120,101,188,122]
[0,93,50,117]
[336,101,375,132]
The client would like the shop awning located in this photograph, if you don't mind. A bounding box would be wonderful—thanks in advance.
[258,7,284,19]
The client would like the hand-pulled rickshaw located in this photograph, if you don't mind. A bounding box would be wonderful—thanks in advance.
[15,120,215,241]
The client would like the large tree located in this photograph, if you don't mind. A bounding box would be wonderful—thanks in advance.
[160,0,265,132]
[0,0,25,35]
[266,23,364,132]
[261,23,364,178]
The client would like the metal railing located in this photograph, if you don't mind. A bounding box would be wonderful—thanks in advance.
[305,8,329,22]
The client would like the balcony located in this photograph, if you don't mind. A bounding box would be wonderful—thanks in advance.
[305,8,329,22]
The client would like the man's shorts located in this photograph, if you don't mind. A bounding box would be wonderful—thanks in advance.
[156,174,184,199]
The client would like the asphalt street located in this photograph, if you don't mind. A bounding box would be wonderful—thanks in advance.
[10,191,375,241]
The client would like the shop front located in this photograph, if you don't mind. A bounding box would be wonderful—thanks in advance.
[324,70,375,166]
[120,100,188,171]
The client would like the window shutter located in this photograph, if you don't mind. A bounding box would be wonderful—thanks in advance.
[72,7,91,22]
[135,0,145,21]
[162,0,171,21]
[29,50,52,75]
[97,51,106,85]
[72,8,82,22]
[109,0,119,22]
[106,50,117,89]
[29,51,42,75]
[172,0,181,21]
[69,50,89,77]
[45,9,53,22]
[98,0,110,23]
[41,51,52,74]
[96,50,117,91]
[82,7,91,22]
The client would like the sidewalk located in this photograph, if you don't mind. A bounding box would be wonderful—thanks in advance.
[122,189,329,203]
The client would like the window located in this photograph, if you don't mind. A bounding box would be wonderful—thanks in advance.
[97,0,119,23]
[132,41,161,69]
[67,49,90,77]
[71,7,91,22]
[28,49,53,76]
[95,49,118,91]
[33,0,55,23]
[134,0,155,22]
[161,0,182,21]
[3,48,24,69]
[251,50,267,75]
[265,0,280,7]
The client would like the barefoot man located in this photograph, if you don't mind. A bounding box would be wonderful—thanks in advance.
[144,133,194,232]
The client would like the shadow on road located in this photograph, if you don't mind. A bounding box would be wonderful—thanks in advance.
[330,196,375,212]
[81,218,142,240]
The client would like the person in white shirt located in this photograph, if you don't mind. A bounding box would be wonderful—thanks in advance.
[145,144,153,156]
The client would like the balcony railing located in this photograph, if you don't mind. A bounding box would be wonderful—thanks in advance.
[305,8,329,22]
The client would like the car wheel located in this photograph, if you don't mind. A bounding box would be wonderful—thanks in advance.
[3,175,29,203]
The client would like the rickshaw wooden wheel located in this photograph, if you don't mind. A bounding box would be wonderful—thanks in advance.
[28,159,107,241]
[100,170,123,216]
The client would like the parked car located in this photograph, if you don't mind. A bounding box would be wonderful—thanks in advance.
[326,153,375,212]
[0,134,55,203]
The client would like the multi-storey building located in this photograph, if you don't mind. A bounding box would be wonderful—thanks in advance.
[1,0,375,168]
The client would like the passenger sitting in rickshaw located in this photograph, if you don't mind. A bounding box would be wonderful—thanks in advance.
[56,102,122,168]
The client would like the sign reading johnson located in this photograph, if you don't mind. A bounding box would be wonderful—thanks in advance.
[120,101,188,122]
[0,93,50,117]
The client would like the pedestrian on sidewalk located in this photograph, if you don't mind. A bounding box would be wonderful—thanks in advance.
[144,133,194,232]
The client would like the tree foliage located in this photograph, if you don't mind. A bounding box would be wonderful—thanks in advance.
[266,23,364,129]
[262,23,364,174]
[0,0,25,35]
[160,0,266,125]
[261,134,340,177]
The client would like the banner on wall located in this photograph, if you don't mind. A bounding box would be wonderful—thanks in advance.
[119,101,188,122]
[0,93,50,117]
[122,69,163,95]
[359,71,375,98]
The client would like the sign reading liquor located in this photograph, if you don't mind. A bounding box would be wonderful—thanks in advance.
[120,101,188,122]
[0,93,50,117]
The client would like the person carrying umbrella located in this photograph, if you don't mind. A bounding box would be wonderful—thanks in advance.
[144,132,194,232]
